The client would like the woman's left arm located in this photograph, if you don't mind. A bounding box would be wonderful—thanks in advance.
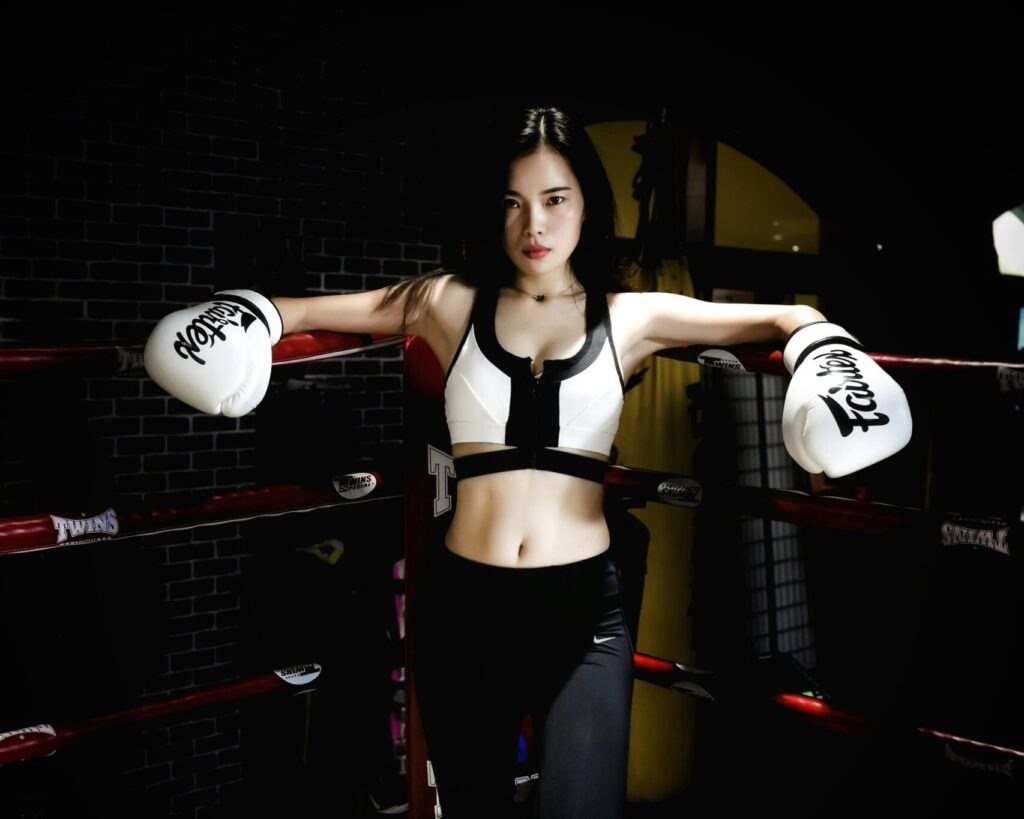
[625,290,827,351]
[628,292,913,479]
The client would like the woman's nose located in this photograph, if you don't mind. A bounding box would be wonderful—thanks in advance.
[523,205,547,236]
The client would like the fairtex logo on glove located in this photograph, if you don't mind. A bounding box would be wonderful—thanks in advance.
[811,347,890,436]
[172,300,260,365]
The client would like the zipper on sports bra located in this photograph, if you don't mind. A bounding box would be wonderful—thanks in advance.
[528,368,542,464]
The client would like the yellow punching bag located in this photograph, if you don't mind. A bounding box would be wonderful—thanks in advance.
[616,260,699,803]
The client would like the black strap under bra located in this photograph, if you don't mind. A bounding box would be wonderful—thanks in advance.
[453,447,608,485]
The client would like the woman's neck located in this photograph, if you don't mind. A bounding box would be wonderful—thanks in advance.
[510,271,582,299]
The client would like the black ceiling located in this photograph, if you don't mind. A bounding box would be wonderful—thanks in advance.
[4,7,1021,285]
[6,7,1020,215]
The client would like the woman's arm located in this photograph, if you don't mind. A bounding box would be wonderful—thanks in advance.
[271,282,428,337]
[624,291,827,352]
[621,291,912,478]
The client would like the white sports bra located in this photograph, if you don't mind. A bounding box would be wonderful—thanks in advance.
[443,284,626,484]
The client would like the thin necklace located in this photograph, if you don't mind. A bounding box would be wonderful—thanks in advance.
[509,280,585,302]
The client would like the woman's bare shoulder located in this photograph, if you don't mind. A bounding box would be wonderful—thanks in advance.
[437,270,475,293]
[429,272,478,333]
[607,289,651,317]
[608,289,646,302]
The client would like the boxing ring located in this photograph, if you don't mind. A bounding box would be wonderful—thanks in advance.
[0,328,1020,816]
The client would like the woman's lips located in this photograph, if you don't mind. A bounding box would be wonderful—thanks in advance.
[524,248,549,259]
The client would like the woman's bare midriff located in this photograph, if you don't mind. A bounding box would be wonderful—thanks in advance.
[444,442,611,568]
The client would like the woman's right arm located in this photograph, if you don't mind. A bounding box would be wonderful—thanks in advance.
[272,282,424,337]
[145,277,449,416]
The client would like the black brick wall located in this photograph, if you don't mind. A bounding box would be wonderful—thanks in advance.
[0,9,443,817]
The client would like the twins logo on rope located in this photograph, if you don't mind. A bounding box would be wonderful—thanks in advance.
[172,299,259,366]
[811,347,890,435]
[0,723,57,742]
[940,515,1011,558]
[695,349,747,372]
[116,346,146,372]
[50,507,120,544]
[273,663,323,686]
[0,724,58,757]
[655,477,703,508]
[332,472,379,500]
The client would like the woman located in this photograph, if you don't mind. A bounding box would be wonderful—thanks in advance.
[145,105,912,818]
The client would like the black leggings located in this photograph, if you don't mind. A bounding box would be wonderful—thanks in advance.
[411,543,634,819]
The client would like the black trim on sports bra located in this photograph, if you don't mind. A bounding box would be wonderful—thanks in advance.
[604,295,626,395]
[445,285,626,395]
[444,284,623,485]
[476,284,603,383]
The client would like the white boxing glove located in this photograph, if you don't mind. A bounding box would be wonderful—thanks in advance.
[144,289,284,417]
[782,321,912,479]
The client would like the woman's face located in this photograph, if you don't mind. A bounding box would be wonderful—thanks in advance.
[502,147,586,281]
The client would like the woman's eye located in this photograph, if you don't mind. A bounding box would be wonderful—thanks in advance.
[504,196,565,208]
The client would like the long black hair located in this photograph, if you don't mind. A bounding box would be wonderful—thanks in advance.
[378,103,632,333]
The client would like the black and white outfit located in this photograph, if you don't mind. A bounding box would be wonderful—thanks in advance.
[411,283,635,818]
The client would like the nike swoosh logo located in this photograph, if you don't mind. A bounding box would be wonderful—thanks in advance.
[593,635,617,644]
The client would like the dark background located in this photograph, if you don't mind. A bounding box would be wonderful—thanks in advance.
[6,5,1022,354]
[1,5,1021,818]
